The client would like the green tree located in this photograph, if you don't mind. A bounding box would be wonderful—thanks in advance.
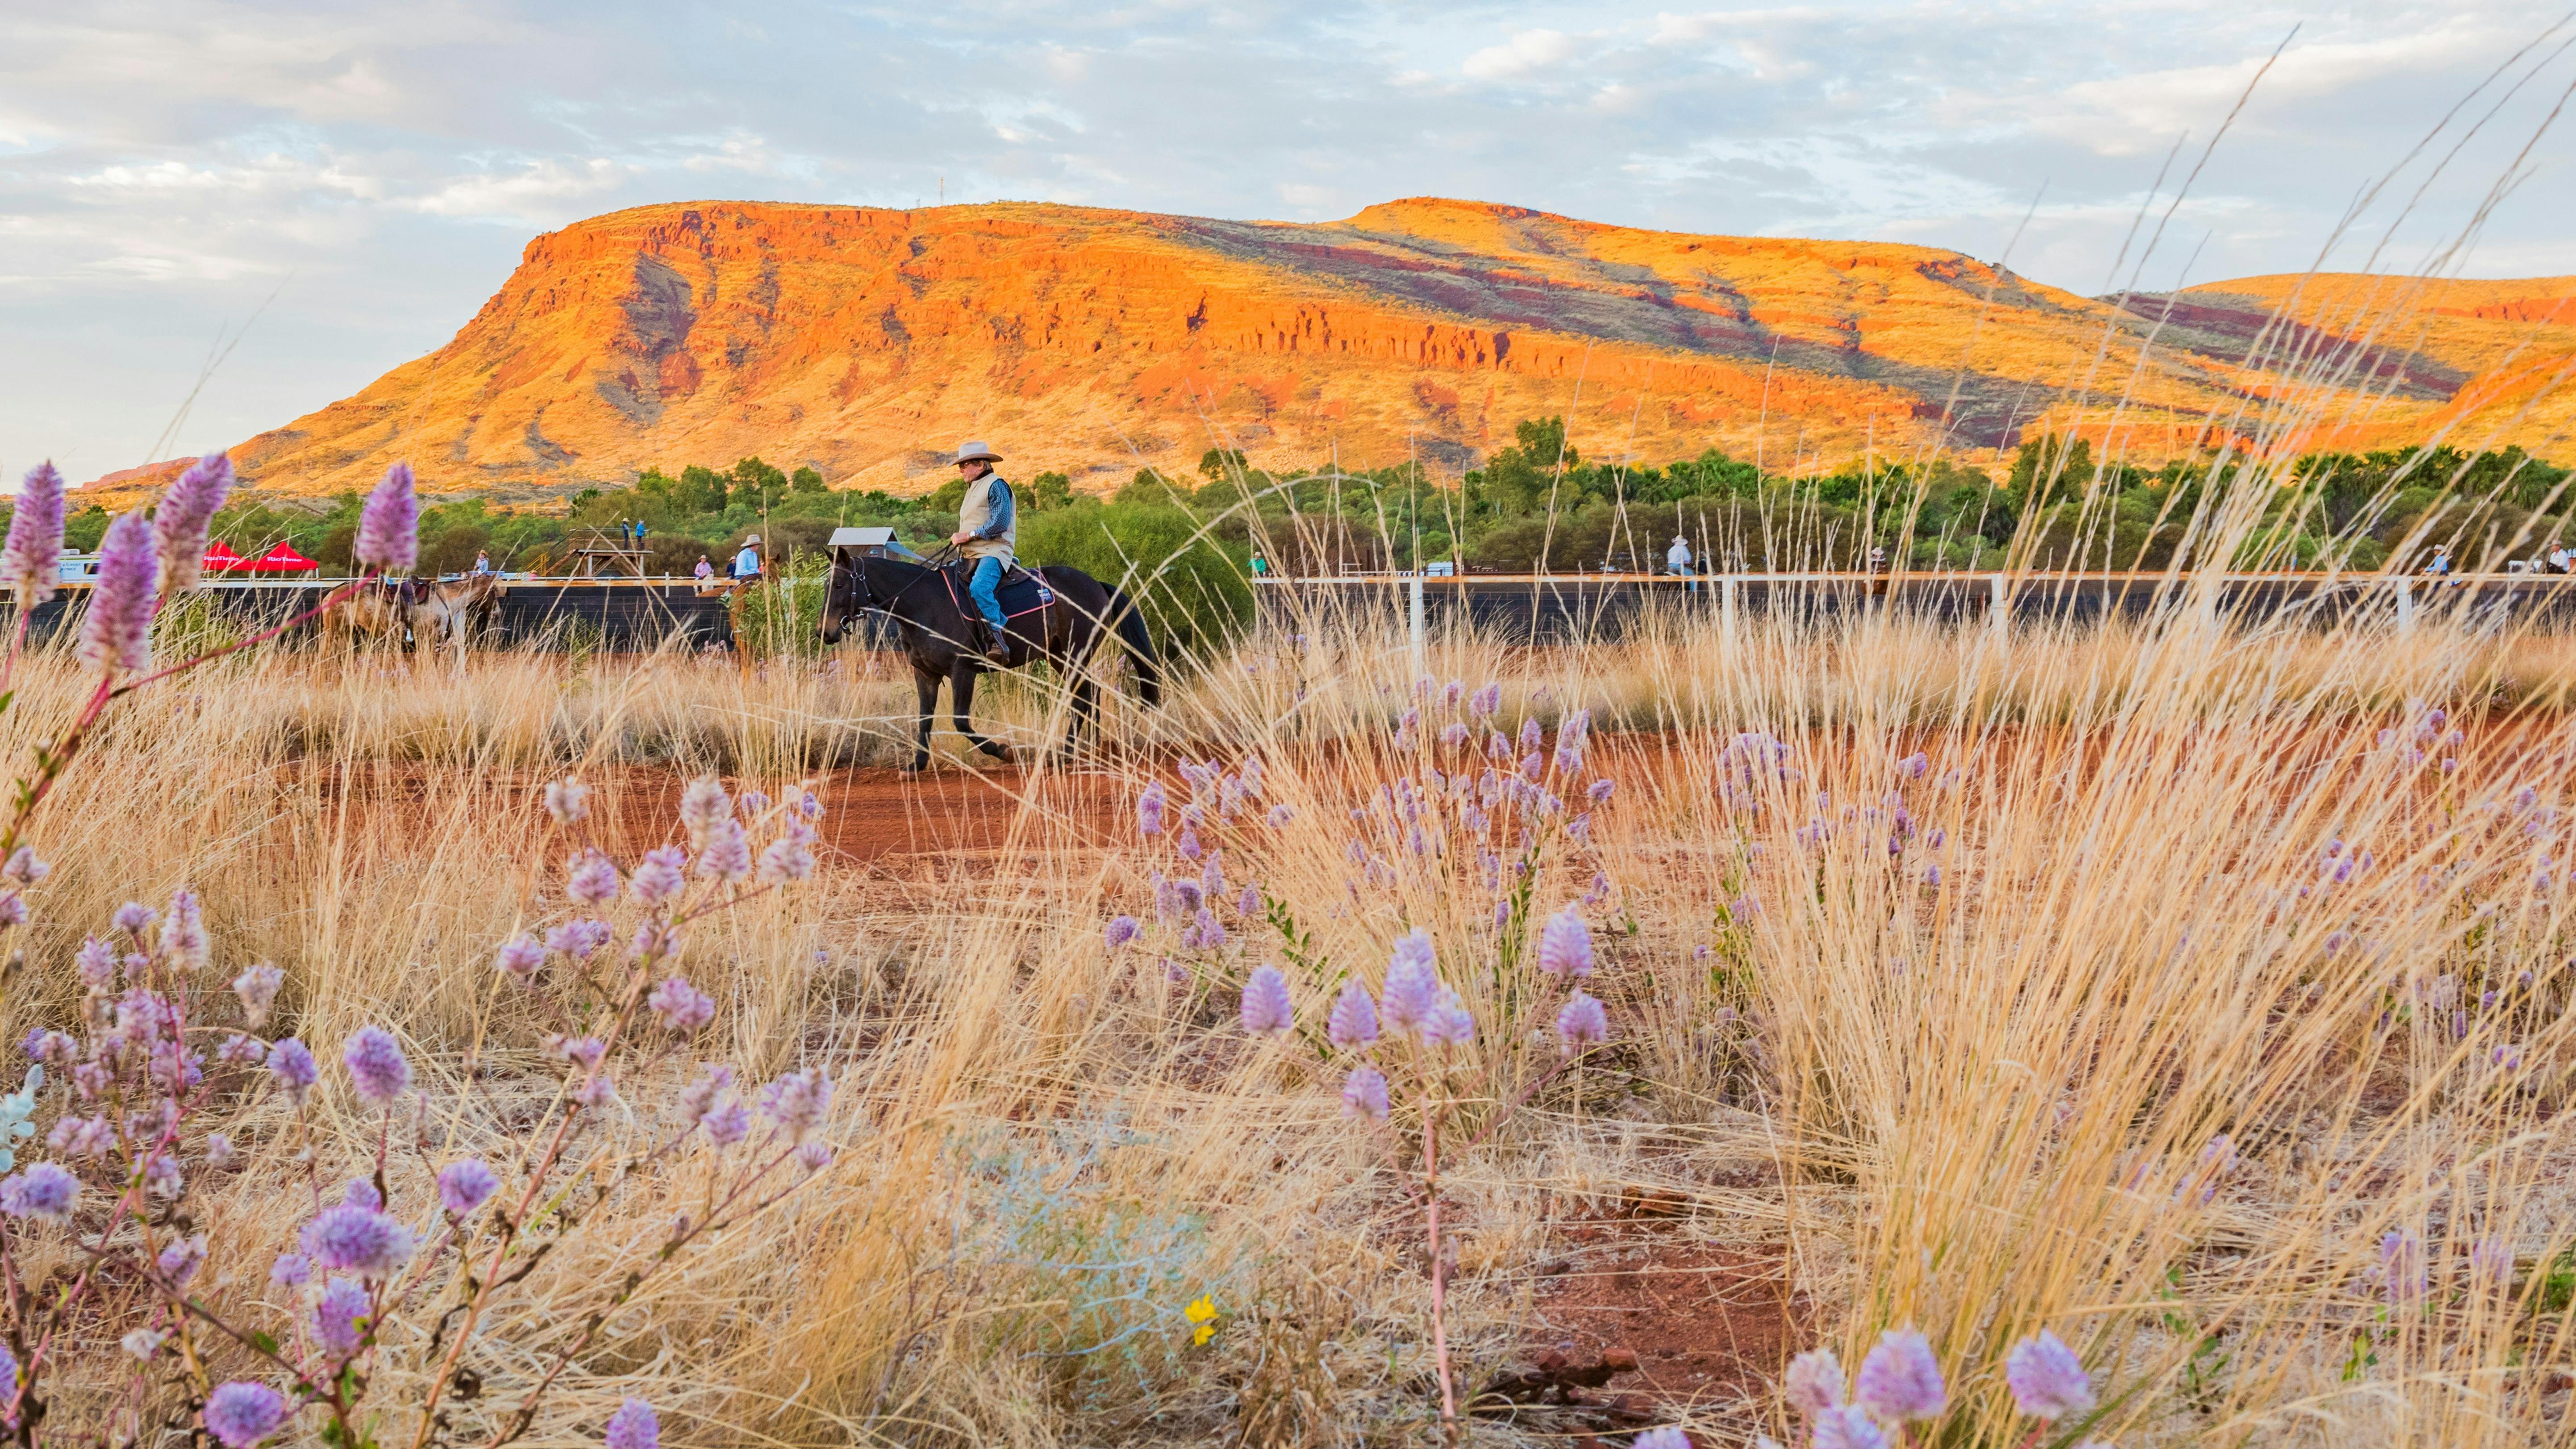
[1018,502,1251,659]
[1025,471,1075,512]
[790,465,827,494]
[732,456,788,508]
[1198,448,1249,482]
[679,465,728,513]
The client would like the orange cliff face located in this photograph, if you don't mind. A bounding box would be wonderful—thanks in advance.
[93,199,2576,502]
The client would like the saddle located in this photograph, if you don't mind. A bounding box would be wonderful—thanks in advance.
[941,561,1055,618]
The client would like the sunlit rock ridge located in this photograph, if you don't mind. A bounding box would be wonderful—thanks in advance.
[93,198,2576,499]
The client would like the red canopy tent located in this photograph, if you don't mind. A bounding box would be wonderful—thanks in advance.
[200,541,321,575]
[245,541,320,574]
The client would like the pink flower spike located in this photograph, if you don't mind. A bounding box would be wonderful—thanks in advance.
[1326,978,1380,1047]
[341,1025,411,1107]
[437,1158,500,1217]
[2,462,67,605]
[154,452,234,593]
[1537,908,1594,978]
[1554,991,1608,1053]
[79,511,156,676]
[1853,1327,1947,1421]
[1341,1065,1390,1119]
[604,1398,659,1449]
[1240,964,1293,1037]
[201,1382,291,1449]
[1811,1404,1890,1449]
[2004,1329,2094,1420]
[355,462,419,572]
[1784,1346,1845,1416]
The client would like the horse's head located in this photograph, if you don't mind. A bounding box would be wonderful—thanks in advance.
[819,552,864,645]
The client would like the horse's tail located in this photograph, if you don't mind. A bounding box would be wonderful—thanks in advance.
[1107,587,1160,707]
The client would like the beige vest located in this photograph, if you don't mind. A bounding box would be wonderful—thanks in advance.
[957,473,1017,562]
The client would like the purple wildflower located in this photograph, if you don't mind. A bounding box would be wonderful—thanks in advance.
[630,845,686,906]
[1555,991,1609,1053]
[1138,781,1167,837]
[494,934,544,980]
[157,1233,208,1289]
[1105,915,1140,950]
[201,1382,291,1449]
[759,1067,833,1142]
[1631,1430,1690,1449]
[1896,751,1930,779]
[206,1133,238,1169]
[75,935,117,989]
[1238,883,1260,916]
[1853,1328,1946,1421]
[2004,1330,2093,1420]
[300,1204,413,1279]
[232,962,283,1026]
[757,824,816,884]
[1266,803,1294,827]
[545,918,613,960]
[678,776,731,845]
[704,1099,752,1146]
[438,1159,500,1217]
[354,462,419,572]
[649,976,716,1033]
[2,461,67,604]
[1341,1065,1390,1119]
[0,1163,79,1222]
[1812,1404,1890,1449]
[1421,989,1475,1049]
[310,1277,369,1359]
[1784,1347,1845,1415]
[79,511,155,676]
[542,778,591,825]
[1178,826,1203,862]
[1439,722,1470,749]
[696,818,753,882]
[2382,1228,2426,1306]
[566,849,620,905]
[267,1038,319,1102]
[154,452,233,593]
[795,1139,834,1175]
[112,900,155,936]
[604,1398,659,1449]
[1538,908,1595,978]
[1241,965,1294,1037]
[1470,682,1501,718]
[1519,717,1543,754]
[269,1253,311,1288]
[2,847,47,887]
[1380,930,1439,1033]
[1327,979,1381,1047]
[341,1026,411,1107]
[676,1064,735,1124]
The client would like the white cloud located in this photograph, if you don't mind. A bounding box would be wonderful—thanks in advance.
[402,158,633,222]
[1462,28,1576,81]
[1,0,2572,474]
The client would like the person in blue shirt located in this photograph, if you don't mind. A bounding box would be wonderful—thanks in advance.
[732,535,763,584]
[946,441,1016,664]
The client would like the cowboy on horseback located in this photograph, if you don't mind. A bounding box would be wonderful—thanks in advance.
[947,441,1015,666]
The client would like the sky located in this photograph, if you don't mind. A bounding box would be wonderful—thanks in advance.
[4,0,2574,485]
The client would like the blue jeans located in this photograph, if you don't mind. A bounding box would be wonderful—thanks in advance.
[968,556,1008,637]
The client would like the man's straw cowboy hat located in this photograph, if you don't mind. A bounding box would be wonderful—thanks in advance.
[952,441,1003,465]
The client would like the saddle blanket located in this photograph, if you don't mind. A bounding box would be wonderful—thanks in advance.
[949,564,1055,619]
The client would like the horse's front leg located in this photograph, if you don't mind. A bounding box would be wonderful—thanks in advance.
[907,666,940,774]
[951,662,1009,762]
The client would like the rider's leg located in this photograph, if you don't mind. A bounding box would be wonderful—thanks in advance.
[967,556,1009,659]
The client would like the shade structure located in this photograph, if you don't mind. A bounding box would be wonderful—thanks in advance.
[245,542,320,574]
[201,540,250,572]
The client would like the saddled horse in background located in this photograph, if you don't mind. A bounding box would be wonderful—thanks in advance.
[819,550,1159,771]
[319,575,506,655]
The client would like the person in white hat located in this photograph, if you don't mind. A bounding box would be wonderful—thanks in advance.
[947,441,1015,663]
[731,534,763,584]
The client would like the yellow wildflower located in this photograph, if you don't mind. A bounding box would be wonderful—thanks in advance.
[1185,1294,1217,1345]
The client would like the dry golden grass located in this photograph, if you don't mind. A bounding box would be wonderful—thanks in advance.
[4,594,2573,1448]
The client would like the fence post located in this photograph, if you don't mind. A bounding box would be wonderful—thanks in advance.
[1988,573,2007,637]
[1721,575,1738,644]
[1409,575,1426,678]
[2394,577,2415,636]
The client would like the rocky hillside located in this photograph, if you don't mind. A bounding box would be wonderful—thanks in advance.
[86,200,2576,501]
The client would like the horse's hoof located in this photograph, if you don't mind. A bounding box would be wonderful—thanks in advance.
[981,743,1012,763]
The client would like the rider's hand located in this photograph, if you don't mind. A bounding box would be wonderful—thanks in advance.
[950,531,971,546]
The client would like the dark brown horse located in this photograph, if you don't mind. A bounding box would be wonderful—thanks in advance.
[819,550,1159,771]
